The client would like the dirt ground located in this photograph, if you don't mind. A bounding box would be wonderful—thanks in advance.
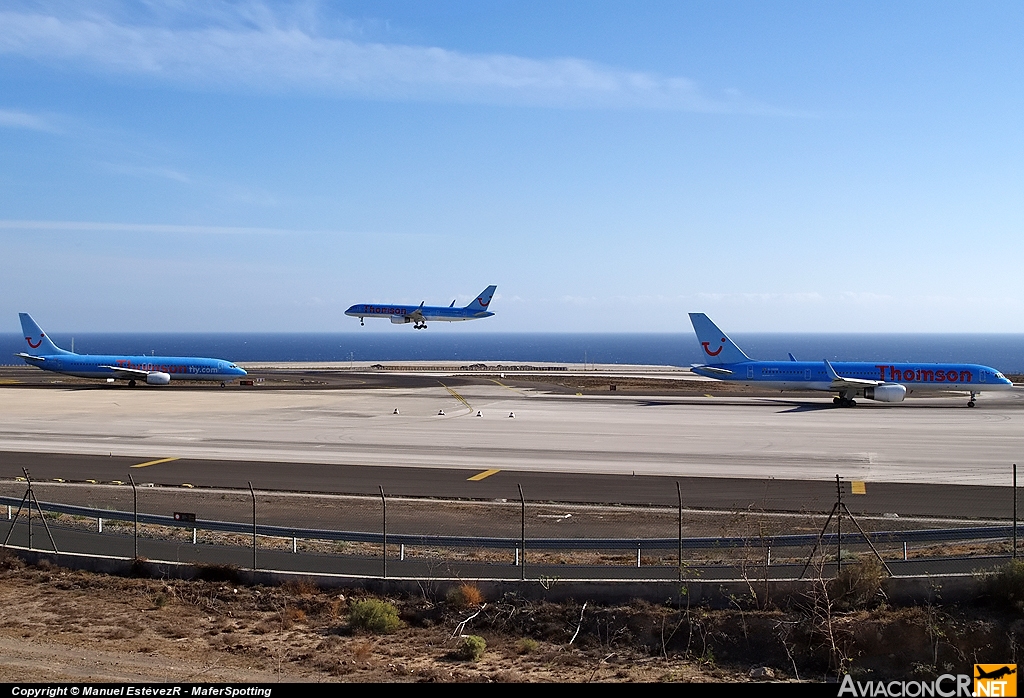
[1,550,1021,684]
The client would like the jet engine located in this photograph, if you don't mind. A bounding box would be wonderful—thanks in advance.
[864,383,906,402]
[146,372,171,385]
[390,316,412,324]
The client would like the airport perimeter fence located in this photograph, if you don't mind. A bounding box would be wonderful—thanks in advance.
[0,472,1021,583]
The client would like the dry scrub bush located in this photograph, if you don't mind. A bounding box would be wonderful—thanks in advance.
[516,637,539,655]
[446,583,484,608]
[984,560,1024,613]
[828,556,886,610]
[453,635,486,661]
[348,598,402,634]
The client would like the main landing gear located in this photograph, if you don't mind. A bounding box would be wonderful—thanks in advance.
[968,391,977,408]
[413,322,427,330]
[833,396,857,408]
[128,379,136,388]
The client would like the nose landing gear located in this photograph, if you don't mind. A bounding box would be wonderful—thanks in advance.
[968,391,977,408]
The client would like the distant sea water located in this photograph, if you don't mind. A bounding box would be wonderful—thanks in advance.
[2,333,1024,372]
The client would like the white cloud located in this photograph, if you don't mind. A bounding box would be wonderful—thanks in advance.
[0,108,57,131]
[0,4,779,112]
[0,219,292,235]
[100,162,193,183]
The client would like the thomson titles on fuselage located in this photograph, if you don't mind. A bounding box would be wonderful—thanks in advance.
[688,313,1012,407]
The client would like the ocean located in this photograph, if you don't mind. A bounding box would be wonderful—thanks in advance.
[2,332,1023,372]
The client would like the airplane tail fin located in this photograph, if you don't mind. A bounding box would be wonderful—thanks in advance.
[19,313,72,355]
[688,313,752,364]
[464,285,497,312]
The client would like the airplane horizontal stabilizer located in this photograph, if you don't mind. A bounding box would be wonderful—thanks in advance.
[693,365,733,376]
[14,352,45,362]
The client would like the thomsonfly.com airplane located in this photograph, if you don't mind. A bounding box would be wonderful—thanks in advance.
[15,313,247,386]
[345,285,497,329]
[688,313,1013,408]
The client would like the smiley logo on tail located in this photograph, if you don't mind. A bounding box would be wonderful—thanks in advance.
[26,335,43,349]
[477,296,490,307]
[702,338,727,357]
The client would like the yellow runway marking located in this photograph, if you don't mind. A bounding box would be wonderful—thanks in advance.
[130,457,179,469]
[438,382,472,410]
[488,378,528,396]
[467,469,501,481]
[851,481,866,495]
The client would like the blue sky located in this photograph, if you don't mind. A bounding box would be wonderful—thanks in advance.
[1,1,1022,332]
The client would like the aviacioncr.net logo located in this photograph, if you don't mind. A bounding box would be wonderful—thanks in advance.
[975,664,1017,697]
[838,673,973,697]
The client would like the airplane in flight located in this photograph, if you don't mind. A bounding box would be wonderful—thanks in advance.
[345,285,497,329]
[15,313,247,387]
[688,312,1013,407]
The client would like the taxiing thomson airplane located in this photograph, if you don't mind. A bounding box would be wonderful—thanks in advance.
[688,313,1013,407]
[15,313,247,386]
[345,285,497,329]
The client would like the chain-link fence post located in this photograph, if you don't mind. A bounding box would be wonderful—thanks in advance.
[379,486,387,580]
[835,474,842,574]
[676,481,682,582]
[518,484,525,581]
[128,473,138,559]
[248,481,256,571]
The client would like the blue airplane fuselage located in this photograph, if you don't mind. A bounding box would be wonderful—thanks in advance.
[688,312,1012,406]
[346,285,497,328]
[17,312,246,385]
[25,353,246,382]
[345,303,494,322]
[691,360,1011,392]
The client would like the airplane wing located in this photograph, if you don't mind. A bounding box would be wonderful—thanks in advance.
[407,302,426,321]
[824,360,881,388]
[99,365,153,379]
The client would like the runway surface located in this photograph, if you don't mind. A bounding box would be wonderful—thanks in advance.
[0,378,1021,489]
[0,453,1018,522]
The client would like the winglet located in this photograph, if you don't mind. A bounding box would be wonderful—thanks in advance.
[823,359,840,381]
[788,353,798,362]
